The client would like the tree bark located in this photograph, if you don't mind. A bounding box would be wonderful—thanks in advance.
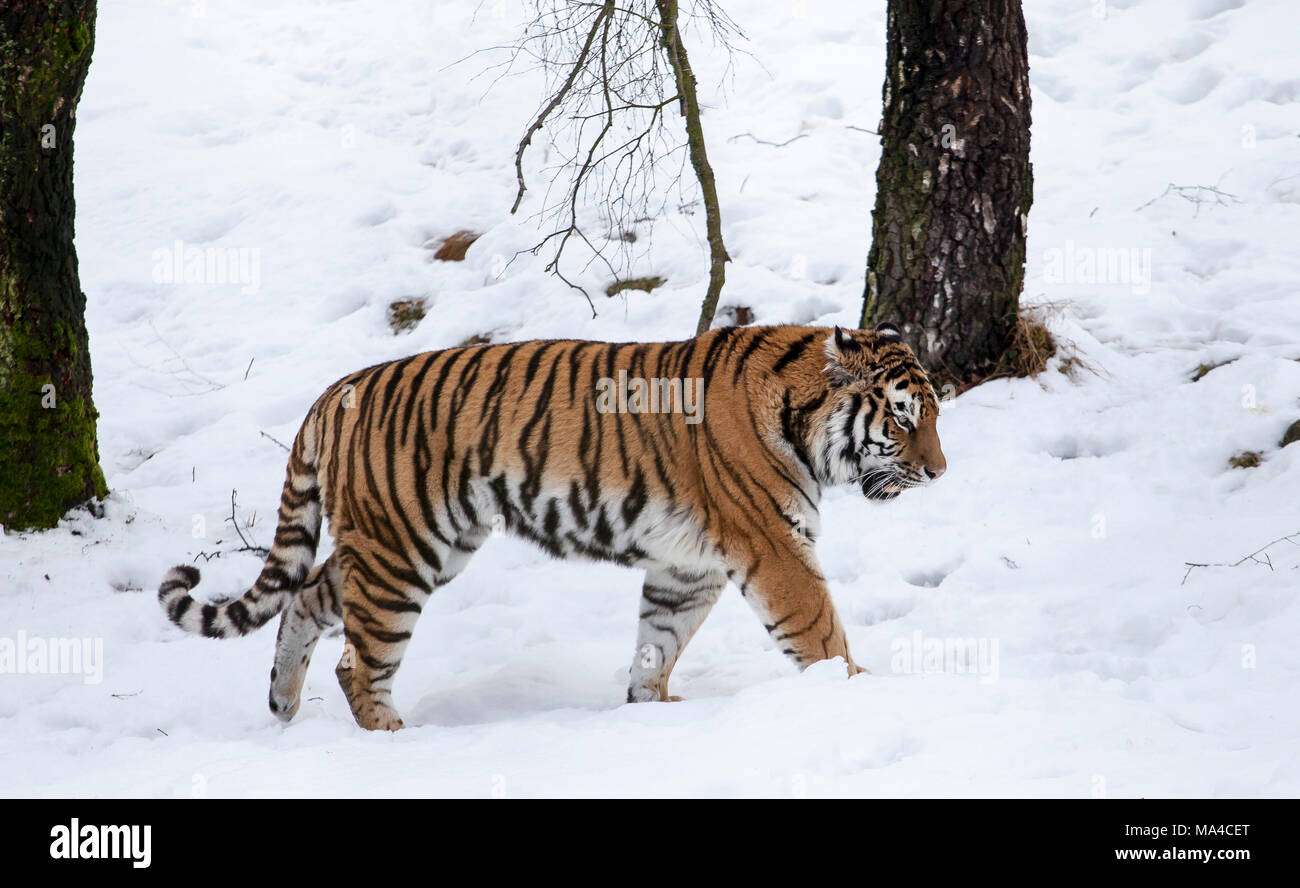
[655,0,730,335]
[860,0,1033,385]
[0,0,107,530]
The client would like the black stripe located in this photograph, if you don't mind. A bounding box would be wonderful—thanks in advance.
[399,352,440,447]
[621,467,647,528]
[731,328,772,383]
[772,332,818,374]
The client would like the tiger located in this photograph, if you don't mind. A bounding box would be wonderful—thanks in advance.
[158,323,946,731]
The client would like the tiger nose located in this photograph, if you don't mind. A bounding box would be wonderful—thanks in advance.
[924,465,945,480]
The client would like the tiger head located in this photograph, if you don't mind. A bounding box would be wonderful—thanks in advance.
[813,323,946,501]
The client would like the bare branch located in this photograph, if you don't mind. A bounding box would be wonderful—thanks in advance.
[511,2,612,214]
[499,0,737,318]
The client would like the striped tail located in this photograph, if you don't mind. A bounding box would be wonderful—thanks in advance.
[159,423,323,638]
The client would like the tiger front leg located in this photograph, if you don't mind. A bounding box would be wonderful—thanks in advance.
[734,546,866,677]
[627,567,726,703]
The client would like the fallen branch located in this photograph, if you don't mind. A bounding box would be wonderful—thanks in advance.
[1138,182,1241,216]
[122,322,228,398]
[1181,530,1300,585]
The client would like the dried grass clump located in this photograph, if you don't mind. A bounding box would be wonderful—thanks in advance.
[1191,358,1236,382]
[1228,450,1261,469]
[387,297,427,334]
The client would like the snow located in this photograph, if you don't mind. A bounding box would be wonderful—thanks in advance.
[2,0,1298,797]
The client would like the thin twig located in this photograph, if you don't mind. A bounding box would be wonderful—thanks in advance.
[227,489,263,553]
[728,130,808,148]
[196,489,271,562]
[120,323,228,398]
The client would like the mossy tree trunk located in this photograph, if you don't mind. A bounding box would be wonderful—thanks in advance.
[0,1,107,530]
[860,0,1033,385]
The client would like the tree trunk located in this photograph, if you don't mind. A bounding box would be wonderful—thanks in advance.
[655,0,730,335]
[860,0,1032,385]
[0,1,107,531]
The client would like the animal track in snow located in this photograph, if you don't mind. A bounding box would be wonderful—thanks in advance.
[903,558,963,589]
[355,201,397,227]
[1160,65,1223,104]
[1043,435,1126,460]
[1166,31,1214,63]
[1190,0,1246,21]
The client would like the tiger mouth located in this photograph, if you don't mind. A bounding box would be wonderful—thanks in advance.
[860,473,906,501]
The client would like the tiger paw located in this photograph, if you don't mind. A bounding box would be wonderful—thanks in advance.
[268,690,300,722]
[627,684,679,703]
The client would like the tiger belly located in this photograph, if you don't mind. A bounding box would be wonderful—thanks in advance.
[466,473,718,574]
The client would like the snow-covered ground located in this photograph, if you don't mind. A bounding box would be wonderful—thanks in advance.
[2,0,1298,797]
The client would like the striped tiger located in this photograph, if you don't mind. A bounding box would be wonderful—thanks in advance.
[158,323,946,730]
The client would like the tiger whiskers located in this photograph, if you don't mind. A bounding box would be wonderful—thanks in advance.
[852,467,925,499]
[859,471,901,499]
[850,467,900,486]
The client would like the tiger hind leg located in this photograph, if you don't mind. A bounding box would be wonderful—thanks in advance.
[334,529,487,731]
[627,566,725,703]
[268,554,343,722]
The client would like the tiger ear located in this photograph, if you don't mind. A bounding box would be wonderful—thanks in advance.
[874,322,903,342]
[824,326,861,387]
